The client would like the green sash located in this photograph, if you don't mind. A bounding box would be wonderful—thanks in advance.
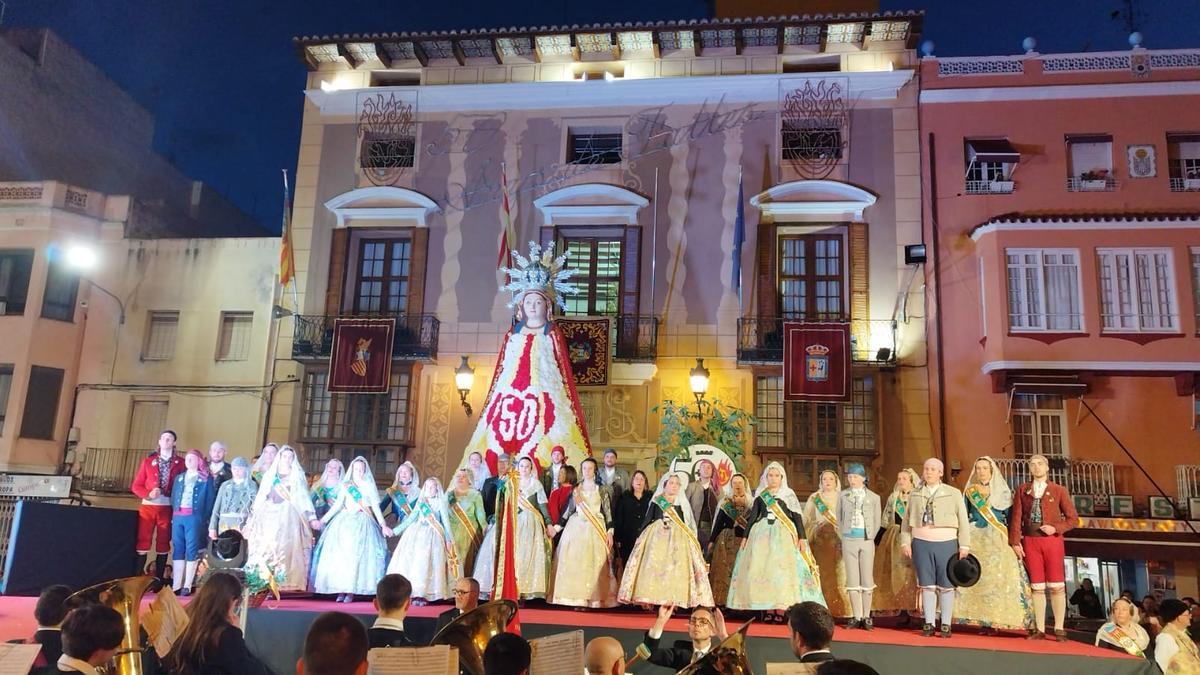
[814,493,838,527]
[965,486,1007,535]
[1101,624,1145,658]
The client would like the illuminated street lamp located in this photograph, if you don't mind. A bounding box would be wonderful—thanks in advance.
[64,243,125,324]
[455,355,475,417]
[689,358,710,410]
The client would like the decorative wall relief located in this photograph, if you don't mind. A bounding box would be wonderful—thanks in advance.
[1127,144,1156,178]
[422,381,452,481]
[780,78,850,179]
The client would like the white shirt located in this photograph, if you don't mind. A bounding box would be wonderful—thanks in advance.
[1155,630,1183,672]
[849,488,867,531]
[372,616,407,631]
[1032,479,1048,499]
[57,654,99,674]
[209,461,226,475]
[549,462,563,490]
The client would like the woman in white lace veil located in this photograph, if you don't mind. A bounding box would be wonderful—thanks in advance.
[467,451,492,491]
[389,476,458,604]
[617,471,713,608]
[383,461,422,521]
[310,456,392,602]
[955,456,1035,634]
[250,443,279,483]
[243,445,319,591]
[727,461,825,619]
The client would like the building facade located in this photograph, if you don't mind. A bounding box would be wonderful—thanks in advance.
[271,12,932,494]
[920,42,1200,602]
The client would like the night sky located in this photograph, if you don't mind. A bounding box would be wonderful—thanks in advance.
[5,0,1196,232]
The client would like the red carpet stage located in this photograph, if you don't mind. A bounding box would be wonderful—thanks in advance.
[0,596,1155,674]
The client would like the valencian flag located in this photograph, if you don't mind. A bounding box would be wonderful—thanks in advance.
[782,321,851,402]
[492,469,522,633]
[496,166,516,271]
[279,170,296,288]
[328,318,395,393]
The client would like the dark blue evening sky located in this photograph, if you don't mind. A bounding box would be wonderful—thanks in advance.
[5,0,1196,231]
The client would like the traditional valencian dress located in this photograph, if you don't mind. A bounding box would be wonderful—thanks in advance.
[310,458,389,596]
[954,457,1035,632]
[550,481,617,608]
[707,475,750,607]
[871,470,919,614]
[388,479,459,601]
[309,460,344,521]
[381,462,421,522]
[805,475,851,617]
[511,475,553,599]
[726,463,825,610]
[242,449,315,592]
[446,483,488,576]
[618,473,714,608]
[1095,614,1150,659]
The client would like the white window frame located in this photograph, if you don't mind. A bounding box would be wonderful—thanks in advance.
[1096,248,1178,332]
[1005,248,1084,332]
[1010,393,1070,458]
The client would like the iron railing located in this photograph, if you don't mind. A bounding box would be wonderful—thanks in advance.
[1177,465,1200,503]
[77,447,151,494]
[992,457,1116,499]
[1169,177,1200,192]
[965,179,1014,195]
[1066,177,1118,192]
[614,315,659,362]
[293,314,440,361]
[736,317,897,365]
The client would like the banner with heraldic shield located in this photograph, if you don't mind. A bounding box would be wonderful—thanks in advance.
[782,321,851,402]
[328,318,395,393]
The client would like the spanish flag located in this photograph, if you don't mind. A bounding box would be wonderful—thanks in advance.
[279,170,296,289]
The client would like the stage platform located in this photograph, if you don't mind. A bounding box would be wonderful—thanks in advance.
[0,596,1155,674]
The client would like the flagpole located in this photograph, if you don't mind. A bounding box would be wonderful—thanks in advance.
[736,166,743,317]
[282,169,300,310]
[649,167,659,316]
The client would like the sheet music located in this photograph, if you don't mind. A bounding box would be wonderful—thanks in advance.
[530,630,584,675]
[765,663,820,674]
[0,643,42,673]
[141,588,190,657]
[367,645,459,675]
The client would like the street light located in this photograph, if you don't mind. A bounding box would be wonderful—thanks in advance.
[689,358,710,410]
[455,355,475,417]
[64,243,125,324]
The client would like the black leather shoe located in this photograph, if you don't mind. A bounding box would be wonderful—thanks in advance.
[938,625,952,639]
[862,618,874,631]
[922,623,935,637]
[846,619,860,629]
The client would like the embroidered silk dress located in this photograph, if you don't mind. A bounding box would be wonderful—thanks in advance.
[726,465,825,610]
[954,459,1035,631]
[550,483,617,608]
[805,488,851,617]
[872,479,919,613]
[512,477,553,599]
[388,488,459,601]
[310,470,388,596]
[242,456,314,592]
[446,488,488,576]
[707,489,750,606]
[618,474,714,609]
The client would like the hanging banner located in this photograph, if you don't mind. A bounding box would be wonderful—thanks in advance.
[783,321,851,402]
[328,318,395,393]
[557,318,611,387]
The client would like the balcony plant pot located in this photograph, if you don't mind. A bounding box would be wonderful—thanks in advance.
[989,180,1014,193]
[1184,178,1200,190]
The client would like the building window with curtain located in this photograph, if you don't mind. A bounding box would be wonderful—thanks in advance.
[1066,134,1115,191]
[1096,248,1177,332]
[778,234,843,320]
[753,375,876,454]
[562,237,622,316]
[1167,133,1200,192]
[354,238,412,315]
[1011,394,1068,458]
[299,368,412,481]
[1005,248,1083,332]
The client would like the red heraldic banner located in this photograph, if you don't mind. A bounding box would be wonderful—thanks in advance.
[782,321,851,402]
[328,318,395,393]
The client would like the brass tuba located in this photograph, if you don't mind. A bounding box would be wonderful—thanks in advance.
[677,619,754,675]
[67,575,159,675]
[429,599,518,675]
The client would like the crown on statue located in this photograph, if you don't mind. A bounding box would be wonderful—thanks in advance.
[501,241,579,311]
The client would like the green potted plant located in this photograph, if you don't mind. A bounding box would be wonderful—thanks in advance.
[652,399,758,471]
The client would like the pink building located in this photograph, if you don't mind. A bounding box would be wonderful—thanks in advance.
[920,40,1200,602]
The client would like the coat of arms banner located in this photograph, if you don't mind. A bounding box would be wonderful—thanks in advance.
[557,317,611,387]
[783,321,851,402]
[328,318,395,393]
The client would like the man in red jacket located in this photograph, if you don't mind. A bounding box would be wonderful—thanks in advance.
[1010,453,1078,641]
[130,430,185,579]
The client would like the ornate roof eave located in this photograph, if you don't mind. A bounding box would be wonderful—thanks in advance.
[294,11,924,71]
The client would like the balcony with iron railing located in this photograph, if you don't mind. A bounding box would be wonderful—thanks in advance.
[992,457,1116,502]
[613,315,659,362]
[1168,160,1200,192]
[965,179,1015,195]
[1066,176,1118,192]
[77,447,152,494]
[293,314,440,361]
[736,317,897,365]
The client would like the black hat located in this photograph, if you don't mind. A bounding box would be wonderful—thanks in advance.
[947,553,982,588]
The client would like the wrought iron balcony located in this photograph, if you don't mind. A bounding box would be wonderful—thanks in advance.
[77,447,151,494]
[993,457,1116,500]
[1177,464,1200,502]
[292,314,440,361]
[614,315,659,362]
[736,317,896,365]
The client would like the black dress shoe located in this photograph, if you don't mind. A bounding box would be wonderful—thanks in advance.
[938,625,952,639]
[846,619,860,629]
[922,623,935,637]
[862,618,874,631]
